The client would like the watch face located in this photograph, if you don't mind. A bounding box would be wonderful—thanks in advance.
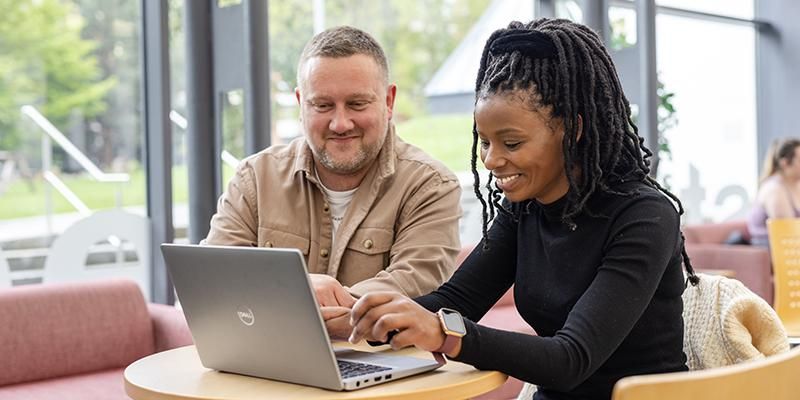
[441,309,467,335]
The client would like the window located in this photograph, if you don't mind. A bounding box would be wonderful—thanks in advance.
[656,0,753,19]
[655,11,757,223]
[606,1,757,223]
[0,1,146,286]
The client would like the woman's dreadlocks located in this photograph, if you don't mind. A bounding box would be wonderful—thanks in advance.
[471,18,699,285]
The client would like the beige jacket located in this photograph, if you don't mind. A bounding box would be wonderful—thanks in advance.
[204,126,462,297]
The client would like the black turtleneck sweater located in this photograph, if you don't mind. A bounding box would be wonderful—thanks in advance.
[416,181,688,400]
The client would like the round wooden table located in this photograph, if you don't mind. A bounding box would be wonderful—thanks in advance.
[124,343,507,400]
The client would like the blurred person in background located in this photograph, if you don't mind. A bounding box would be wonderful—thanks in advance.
[747,138,800,246]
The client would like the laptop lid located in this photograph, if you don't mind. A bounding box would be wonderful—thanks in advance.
[161,243,345,390]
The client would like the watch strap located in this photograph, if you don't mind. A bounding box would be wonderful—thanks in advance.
[435,334,460,354]
[432,331,461,365]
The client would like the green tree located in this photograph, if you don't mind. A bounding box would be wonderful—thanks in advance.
[267,0,490,120]
[0,0,115,159]
[268,1,314,91]
[386,0,490,118]
[325,0,490,118]
[74,0,140,168]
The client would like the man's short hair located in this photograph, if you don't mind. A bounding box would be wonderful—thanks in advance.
[297,26,389,86]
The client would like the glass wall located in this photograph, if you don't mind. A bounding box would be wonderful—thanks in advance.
[656,0,753,19]
[0,0,763,292]
[0,0,146,287]
[656,13,757,223]
[608,1,757,224]
[168,0,189,243]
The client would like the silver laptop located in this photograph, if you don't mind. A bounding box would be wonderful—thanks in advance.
[161,243,442,391]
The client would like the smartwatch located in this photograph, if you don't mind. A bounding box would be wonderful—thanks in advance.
[435,308,466,355]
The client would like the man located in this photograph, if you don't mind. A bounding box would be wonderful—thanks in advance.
[204,26,462,337]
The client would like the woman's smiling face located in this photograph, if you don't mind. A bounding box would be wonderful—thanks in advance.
[475,94,570,204]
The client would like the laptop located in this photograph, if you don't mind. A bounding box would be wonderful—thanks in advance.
[161,243,442,391]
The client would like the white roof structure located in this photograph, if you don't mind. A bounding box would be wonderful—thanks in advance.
[423,0,536,99]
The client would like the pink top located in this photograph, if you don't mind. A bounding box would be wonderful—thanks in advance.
[747,178,800,246]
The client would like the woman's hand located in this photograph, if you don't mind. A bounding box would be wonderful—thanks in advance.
[349,292,447,353]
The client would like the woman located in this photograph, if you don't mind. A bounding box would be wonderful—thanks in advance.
[348,18,698,400]
[747,138,800,246]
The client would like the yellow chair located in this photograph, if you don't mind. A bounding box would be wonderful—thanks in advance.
[766,218,800,339]
[611,346,800,400]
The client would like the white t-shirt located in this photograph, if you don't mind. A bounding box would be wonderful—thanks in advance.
[316,173,357,243]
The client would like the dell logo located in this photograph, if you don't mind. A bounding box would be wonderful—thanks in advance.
[237,307,255,326]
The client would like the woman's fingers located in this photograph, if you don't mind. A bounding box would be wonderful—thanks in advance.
[371,312,404,342]
[349,300,402,343]
[350,292,402,326]
[374,311,445,352]
[349,295,444,351]
[387,327,416,351]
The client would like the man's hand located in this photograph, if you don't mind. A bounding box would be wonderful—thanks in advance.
[321,306,353,340]
[310,273,357,307]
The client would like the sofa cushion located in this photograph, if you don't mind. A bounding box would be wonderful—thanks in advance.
[683,220,750,244]
[147,303,193,353]
[684,243,773,303]
[0,368,127,400]
[478,305,536,335]
[0,279,154,386]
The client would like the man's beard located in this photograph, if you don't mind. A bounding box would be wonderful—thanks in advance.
[315,129,385,174]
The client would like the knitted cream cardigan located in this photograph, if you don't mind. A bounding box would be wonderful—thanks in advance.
[682,273,789,370]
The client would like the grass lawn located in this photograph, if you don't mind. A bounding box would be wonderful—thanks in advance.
[0,165,239,220]
[0,167,180,220]
[0,114,472,220]
[395,113,475,173]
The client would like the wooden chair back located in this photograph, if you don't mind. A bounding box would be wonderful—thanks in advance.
[612,346,800,400]
[766,218,800,336]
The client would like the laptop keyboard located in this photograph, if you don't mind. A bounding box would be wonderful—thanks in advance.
[337,359,391,379]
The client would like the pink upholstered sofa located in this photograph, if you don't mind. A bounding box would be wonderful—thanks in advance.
[681,220,773,303]
[0,279,192,400]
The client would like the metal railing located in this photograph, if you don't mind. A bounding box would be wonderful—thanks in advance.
[220,149,240,168]
[21,105,130,236]
[168,110,240,168]
[18,106,240,235]
[5,107,243,286]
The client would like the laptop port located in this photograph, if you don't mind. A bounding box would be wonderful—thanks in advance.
[356,381,360,387]
[386,374,392,379]
[375,376,382,382]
